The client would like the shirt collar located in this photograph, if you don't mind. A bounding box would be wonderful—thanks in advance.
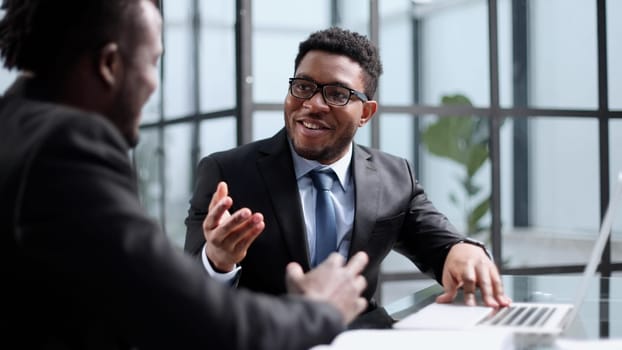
[289,139,352,191]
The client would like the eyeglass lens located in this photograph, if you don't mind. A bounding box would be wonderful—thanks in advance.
[290,79,351,106]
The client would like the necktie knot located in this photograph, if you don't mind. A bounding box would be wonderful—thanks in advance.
[310,169,335,191]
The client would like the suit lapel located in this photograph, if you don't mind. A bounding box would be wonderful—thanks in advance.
[349,145,381,257]
[257,129,312,270]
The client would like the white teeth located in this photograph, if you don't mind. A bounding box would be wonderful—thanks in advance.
[302,121,322,130]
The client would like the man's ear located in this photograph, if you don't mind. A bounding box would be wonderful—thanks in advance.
[359,100,378,127]
[97,42,122,88]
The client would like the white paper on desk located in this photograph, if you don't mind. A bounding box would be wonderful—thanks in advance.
[393,303,493,330]
[309,329,514,350]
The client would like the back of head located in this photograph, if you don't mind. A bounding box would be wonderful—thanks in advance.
[0,0,157,77]
[294,27,383,100]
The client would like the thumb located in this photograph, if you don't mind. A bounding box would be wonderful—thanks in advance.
[285,262,304,294]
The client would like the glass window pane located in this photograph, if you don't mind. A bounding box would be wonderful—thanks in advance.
[379,0,414,105]
[501,117,601,268]
[141,68,162,124]
[253,111,284,141]
[419,112,492,245]
[163,1,195,118]
[164,124,194,247]
[135,128,163,222]
[354,121,371,148]
[0,69,18,93]
[253,0,331,103]
[498,0,520,108]
[338,0,370,36]
[529,0,597,109]
[611,119,622,264]
[417,0,490,106]
[608,0,622,110]
[379,114,415,162]
[199,0,236,111]
[613,272,622,336]
[199,117,237,158]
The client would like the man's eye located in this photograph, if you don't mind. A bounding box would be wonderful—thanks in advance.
[327,90,347,100]
[296,83,313,91]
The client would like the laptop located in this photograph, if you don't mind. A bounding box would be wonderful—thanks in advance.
[394,171,622,346]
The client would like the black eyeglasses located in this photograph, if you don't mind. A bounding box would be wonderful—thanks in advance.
[288,77,369,106]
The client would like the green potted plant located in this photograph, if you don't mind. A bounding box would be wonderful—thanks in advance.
[421,94,490,237]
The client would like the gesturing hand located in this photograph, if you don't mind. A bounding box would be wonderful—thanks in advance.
[436,242,512,308]
[202,181,265,272]
[285,252,369,325]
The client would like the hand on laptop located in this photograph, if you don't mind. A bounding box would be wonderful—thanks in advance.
[436,242,512,308]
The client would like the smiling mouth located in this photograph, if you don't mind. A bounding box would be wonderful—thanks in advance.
[301,120,329,130]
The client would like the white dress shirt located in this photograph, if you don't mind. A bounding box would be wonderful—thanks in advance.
[202,140,356,281]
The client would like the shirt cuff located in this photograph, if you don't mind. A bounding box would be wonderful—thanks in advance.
[201,243,241,285]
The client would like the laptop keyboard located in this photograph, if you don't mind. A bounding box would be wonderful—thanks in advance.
[478,305,555,328]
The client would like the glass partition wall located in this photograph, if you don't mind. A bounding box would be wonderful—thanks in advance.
[131,0,621,313]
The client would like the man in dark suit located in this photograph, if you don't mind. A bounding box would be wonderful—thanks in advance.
[0,1,371,349]
[184,27,512,322]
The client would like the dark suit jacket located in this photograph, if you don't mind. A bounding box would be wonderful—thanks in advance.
[185,128,466,307]
[0,78,343,350]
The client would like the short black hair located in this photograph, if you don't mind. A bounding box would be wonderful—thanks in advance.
[0,0,158,74]
[294,27,383,100]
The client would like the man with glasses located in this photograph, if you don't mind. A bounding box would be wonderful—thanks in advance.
[184,27,511,326]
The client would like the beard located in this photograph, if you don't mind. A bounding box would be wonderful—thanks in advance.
[290,132,353,164]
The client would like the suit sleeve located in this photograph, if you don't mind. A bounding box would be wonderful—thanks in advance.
[16,117,343,350]
[393,159,465,283]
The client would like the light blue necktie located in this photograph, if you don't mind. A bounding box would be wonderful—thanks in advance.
[310,169,337,267]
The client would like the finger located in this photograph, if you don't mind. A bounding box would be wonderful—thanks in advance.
[459,262,478,306]
[354,297,368,315]
[219,211,263,245]
[285,262,305,294]
[476,264,498,308]
[435,289,458,304]
[489,266,512,306]
[217,208,252,235]
[321,252,345,268]
[344,251,369,275]
[353,275,367,293]
[231,220,265,253]
[209,182,228,208]
[460,260,477,294]
[436,267,460,303]
[203,194,233,232]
